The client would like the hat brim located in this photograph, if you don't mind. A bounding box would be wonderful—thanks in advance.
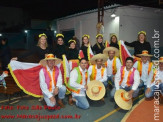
[90,54,108,65]
[137,54,153,57]
[114,89,132,110]
[86,80,105,101]
[103,47,119,57]
[39,58,62,67]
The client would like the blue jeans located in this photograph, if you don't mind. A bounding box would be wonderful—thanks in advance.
[145,83,163,98]
[43,85,66,107]
[110,86,139,99]
[73,96,89,109]
[107,75,114,86]
[139,81,147,92]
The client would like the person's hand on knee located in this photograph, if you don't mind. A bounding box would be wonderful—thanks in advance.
[53,87,59,96]
[145,88,151,94]
[49,96,56,105]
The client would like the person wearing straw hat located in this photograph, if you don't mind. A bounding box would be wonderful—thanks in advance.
[103,47,121,87]
[67,58,90,109]
[133,50,153,92]
[88,54,108,100]
[110,57,140,99]
[86,80,106,101]
[145,56,163,99]
[39,54,66,108]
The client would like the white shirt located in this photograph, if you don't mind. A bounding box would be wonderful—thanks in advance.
[39,66,63,98]
[147,69,163,88]
[133,61,153,85]
[115,67,140,91]
[106,57,121,76]
[69,66,90,97]
[88,65,107,82]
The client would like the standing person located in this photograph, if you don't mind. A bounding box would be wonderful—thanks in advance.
[39,54,66,108]
[133,50,153,92]
[67,39,79,71]
[145,57,163,99]
[110,57,140,99]
[67,58,90,109]
[54,34,67,60]
[12,33,52,61]
[93,34,105,54]
[103,47,121,87]
[80,34,93,61]
[124,31,151,58]
[72,36,80,50]
[109,34,119,50]
[0,38,11,71]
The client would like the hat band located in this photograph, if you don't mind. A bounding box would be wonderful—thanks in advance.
[121,92,130,102]
[160,57,163,61]
[47,55,55,58]
[142,52,148,54]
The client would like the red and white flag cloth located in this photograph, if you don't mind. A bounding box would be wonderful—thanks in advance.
[8,61,43,97]
[105,40,110,47]
[78,50,84,59]
[87,44,94,61]
[118,40,132,66]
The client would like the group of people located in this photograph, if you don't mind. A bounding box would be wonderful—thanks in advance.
[6,31,163,110]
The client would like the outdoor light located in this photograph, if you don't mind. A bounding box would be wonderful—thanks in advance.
[111,14,116,18]
[24,30,28,33]
[54,30,57,33]
[0,33,2,36]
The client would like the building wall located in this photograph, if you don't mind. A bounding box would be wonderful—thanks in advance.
[52,5,163,56]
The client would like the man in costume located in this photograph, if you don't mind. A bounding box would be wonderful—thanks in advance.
[145,57,163,99]
[88,54,107,100]
[133,50,153,92]
[103,47,121,87]
[110,57,140,99]
[39,54,66,108]
[67,58,90,109]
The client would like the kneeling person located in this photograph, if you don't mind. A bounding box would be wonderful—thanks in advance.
[111,57,140,99]
[39,54,66,107]
[67,58,90,109]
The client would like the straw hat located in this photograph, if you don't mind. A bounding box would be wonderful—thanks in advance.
[159,56,163,63]
[103,47,119,57]
[90,54,108,65]
[137,50,153,57]
[86,80,105,101]
[39,54,61,66]
[114,89,133,110]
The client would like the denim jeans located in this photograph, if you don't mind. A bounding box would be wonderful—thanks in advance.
[139,81,147,92]
[73,96,89,109]
[43,85,66,107]
[110,86,139,99]
[145,83,163,98]
[107,75,114,86]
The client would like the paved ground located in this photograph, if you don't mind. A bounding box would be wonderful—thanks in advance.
[0,90,144,122]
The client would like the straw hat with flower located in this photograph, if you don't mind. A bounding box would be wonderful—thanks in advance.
[39,54,61,66]
[90,54,108,65]
[114,89,133,110]
[137,50,153,57]
[86,80,105,101]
